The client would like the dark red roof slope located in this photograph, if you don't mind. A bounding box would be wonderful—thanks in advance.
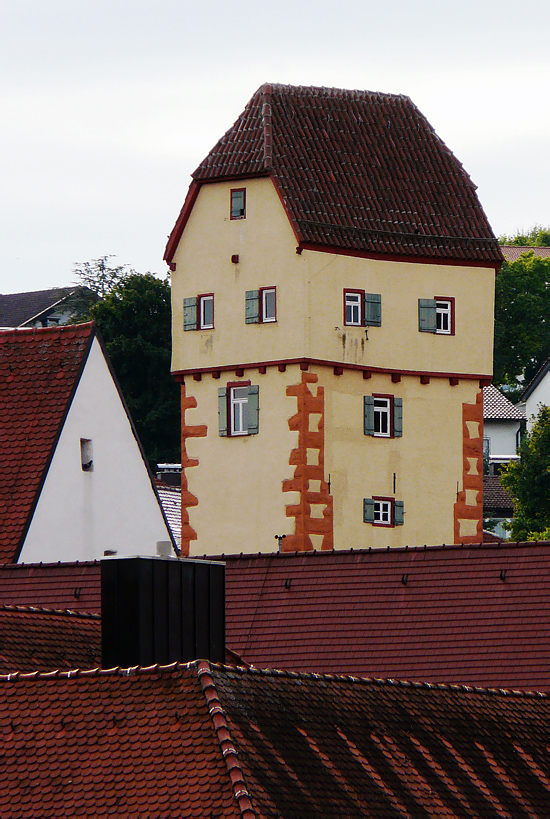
[483,475,514,514]
[0,324,94,563]
[218,542,550,692]
[166,84,502,266]
[0,561,101,611]
[0,606,100,672]
[1,661,549,818]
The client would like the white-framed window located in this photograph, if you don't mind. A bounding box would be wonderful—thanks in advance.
[344,290,362,326]
[261,287,277,322]
[436,300,451,334]
[199,294,214,329]
[184,295,214,331]
[218,384,259,437]
[364,395,403,438]
[230,188,246,219]
[364,497,404,527]
[245,288,277,324]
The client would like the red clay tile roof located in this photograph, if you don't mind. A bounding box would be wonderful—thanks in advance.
[166,84,502,266]
[483,384,526,420]
[0,606,100,672]
[0,324,94,563]
[216,542,550,692]
[0,287,75,328]
[156,483,181,546]
[1,660,549,817]
[483,475,514,513]
[501,245,550,263]
[0,561,101,611]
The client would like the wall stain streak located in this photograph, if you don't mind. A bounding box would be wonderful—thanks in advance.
[454,391,483,544]
[283,372,334,551]
[180,383,207,556]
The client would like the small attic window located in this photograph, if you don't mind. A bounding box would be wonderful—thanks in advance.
[230,188,246,220]
[80,438,93,471]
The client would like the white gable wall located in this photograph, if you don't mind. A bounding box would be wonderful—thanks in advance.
[484,419,520,460]
[19,337,173,562]
[525,371,550,432]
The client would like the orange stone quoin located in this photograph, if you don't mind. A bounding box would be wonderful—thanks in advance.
[454,391,484,544]
[283,372,334,551]
[180,383,207,556]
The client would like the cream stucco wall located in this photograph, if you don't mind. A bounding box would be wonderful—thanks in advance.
[183,365,478,555]
[171,177,495,378]
[19,337,173,563]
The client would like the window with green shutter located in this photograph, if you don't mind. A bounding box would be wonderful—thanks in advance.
[219,384,260,436]
[245,290,260,324]
[393,398,403,437]
[364,293,382,326]
[418,298,437,332]
[218,388,228,437]
[184,297,198,331]
[364,395,403,438]
[363,498,375,523]
[363,497,404,527]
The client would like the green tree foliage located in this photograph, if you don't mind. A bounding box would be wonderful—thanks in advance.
[493,253,550,395]
[498,225,550,246]
[500,406,550,540]
[73,255,131,298]
[88,272,180,469]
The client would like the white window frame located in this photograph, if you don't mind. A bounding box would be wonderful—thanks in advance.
[261,287,277,323]
[230,188,246,220]
[230,386,249,436]
[198,294,214,329]
[374,500,392,525]
[344,290,362,326]
[435,299,452,335]
[373,397,391,437]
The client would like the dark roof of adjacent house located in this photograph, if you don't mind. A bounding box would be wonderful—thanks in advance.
[6,543,550,693]
[0,606,100,672]
[0,324,95,563]
[0,287,75,328]
[166,84,502,267]
[483,475,514,514]
[500,245,550,263]
[520,358,550,402]
[483,384,526,420]
[156,483,181,546]
[0,660,549,818]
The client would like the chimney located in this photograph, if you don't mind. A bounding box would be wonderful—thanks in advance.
[101,556,225,668]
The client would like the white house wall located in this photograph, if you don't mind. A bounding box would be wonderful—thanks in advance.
[525,374,550,432]
[484,420,520,460]
[19,337,172,562]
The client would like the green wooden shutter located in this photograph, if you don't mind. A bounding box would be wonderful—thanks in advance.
[218,388,228,437]
[245,290,260,324]
[393,398,403,437]
[418,298,437,332]
[247,385,259,434]
[364,293,382,326]
[363,395,375,436]
[394,500,405,525]
[183,297,198,331]
[363,498,375,523]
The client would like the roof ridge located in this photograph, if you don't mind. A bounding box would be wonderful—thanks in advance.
[198,661,257,817]
[0,321,94,340]
[0,604,100,619]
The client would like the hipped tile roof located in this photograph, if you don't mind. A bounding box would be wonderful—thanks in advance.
[483,475,514,514]
[501,245,550,263]
[0,606,100,672]
[0,324,94,563]
[0,287,74,328]
[166,84,502,265]
[483,384,526,420]
[0,660,549,817]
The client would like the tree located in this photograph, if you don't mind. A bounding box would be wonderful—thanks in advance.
[88,273,180,469]
[498,225,550,247]
[500,405,550,540]
[73,255,131,298]
[493,253,550,396]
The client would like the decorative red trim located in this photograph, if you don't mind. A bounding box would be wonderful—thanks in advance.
[235,368,244,377]
[479,378,491,388]
[226,380,251,389]
[259,365,267,374]
[278,363,286,372]
[454,392,483,545]
[372,496,395,528]
[173,358,491,382]
[164,180,201,265]
[180,384,208,556]
[231,254,239,264]
[420,375,430,384]
[343,288,364,327]
[212,371,221,379]
[193,373,202,381]
[334,366,343,376]
[230,187,246,220]
[449,377,459,386]
[362,371,372,379]
[434,295,455,336]
[391,373,401,383]
[300,362,309,371]
[298,241,501,270]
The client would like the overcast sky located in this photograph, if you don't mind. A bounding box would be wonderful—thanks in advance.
[1,0,549,293]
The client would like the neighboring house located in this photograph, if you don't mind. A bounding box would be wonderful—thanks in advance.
[483,474,514,539]
[483,384,525,472]
[155,482,182,548]
[165,83,502,556]
[518,358,550,431]
[1,659,549,816]
[0,323,175,563]
[5,539,550,692]
[500,245,550,263]
[0,286,89,329]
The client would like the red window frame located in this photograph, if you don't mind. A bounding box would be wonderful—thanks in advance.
[434,296,455,336]
[198,293,214,329]
[372,393,394,438]
[226,380,251,437]
[230,188,246,220]
[343,289,364,326]
[372,496,395,528]
[259,286,277,323]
